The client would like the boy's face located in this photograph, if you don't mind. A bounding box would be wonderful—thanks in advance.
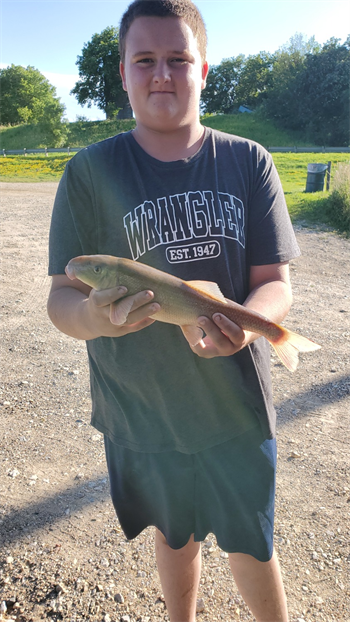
[120,16,208,134]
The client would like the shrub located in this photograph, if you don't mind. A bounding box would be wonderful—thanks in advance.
[326,163,350,235]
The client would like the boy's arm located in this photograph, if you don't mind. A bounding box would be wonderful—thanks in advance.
[191,261,293,359]
[47,275,160,340]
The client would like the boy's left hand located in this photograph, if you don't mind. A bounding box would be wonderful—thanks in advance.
[190,314,247,358]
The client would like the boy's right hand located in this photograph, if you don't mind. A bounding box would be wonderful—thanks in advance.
[47,275,160,340]
[87,286,160,337]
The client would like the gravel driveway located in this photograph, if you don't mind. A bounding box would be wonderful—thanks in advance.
[0,182,349,622]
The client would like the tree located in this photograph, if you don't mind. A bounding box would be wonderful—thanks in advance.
[0,64,68,146]
[264,34,350,145]
[298,38,350,145]
[0,64,66,126]
[71,26,132,119]
[262,34,320,131]
[201,56,245,114]
[234,52,274,108]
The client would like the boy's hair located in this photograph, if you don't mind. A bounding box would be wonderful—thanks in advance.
[119,0,207,63]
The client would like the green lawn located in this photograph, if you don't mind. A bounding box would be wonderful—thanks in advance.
[0,120,350,233]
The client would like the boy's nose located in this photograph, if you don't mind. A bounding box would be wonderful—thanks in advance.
[153,60,171,83]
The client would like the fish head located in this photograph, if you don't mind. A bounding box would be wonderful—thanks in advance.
[65,255,121,290]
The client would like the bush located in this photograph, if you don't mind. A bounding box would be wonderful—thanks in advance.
[326,163,350,235]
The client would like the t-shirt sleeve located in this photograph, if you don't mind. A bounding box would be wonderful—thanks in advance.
[48,151,97,275]
[247,148,300,266]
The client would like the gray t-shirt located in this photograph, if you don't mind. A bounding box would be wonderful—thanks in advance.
[49,127,300,453]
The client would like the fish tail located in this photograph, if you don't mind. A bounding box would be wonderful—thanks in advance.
[269,327,321,372]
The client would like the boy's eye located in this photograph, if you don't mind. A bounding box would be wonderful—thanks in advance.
[137,58,153,64]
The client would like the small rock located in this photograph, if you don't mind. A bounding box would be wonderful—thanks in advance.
[0,602,7,614]
[290,451,302,458]
[114,593,124,604]
[56,584,67,594]
[96,584,104,592]
[6,556,14,564]
[196,597,205,612]
[8,469,20,478]
[101,558,109,567]
[120,616,130,622]
[220,551,229,558]
[104,615,112,622]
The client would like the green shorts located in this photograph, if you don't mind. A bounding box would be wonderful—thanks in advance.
[104,425,276,562]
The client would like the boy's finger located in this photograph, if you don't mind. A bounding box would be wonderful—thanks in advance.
[90,286,128,307]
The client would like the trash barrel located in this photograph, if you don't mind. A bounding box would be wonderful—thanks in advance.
[305,163,328,193]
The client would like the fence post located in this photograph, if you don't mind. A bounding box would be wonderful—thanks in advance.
[68,146,70,155]
[45,147,48,157]
[24,148,27,157]
[3,149,6,157]
[326,161,332,191]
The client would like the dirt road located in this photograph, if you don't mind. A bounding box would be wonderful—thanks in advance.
[0,182,349,622]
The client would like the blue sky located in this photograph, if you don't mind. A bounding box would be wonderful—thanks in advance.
[1,0,349,121]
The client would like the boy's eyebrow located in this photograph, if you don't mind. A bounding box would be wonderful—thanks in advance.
[131,49,192,58]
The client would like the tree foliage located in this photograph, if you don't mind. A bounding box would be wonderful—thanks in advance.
[264,35,350,145]
[71,26,132,119]
[201,53,273,114]
[0,64,68,146]
[201,33,350,146]
[0,64,65,125]
[201,56,244,114]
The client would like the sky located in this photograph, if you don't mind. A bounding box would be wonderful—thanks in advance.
[1,0,349,122]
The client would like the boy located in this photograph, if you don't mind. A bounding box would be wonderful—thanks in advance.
[48,1,299,620]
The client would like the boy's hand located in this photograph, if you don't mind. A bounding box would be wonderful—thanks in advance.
[190,314,247,358]
[47,275,160,341]
[87,287,160,337]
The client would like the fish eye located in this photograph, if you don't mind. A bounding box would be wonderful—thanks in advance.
[93,266,102,273]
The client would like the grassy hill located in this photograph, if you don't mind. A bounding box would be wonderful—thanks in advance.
[0,113,311,151]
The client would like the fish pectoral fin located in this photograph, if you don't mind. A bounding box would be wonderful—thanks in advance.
[186,280,227,303]
[181,325,204,347]
[110,297,134,326]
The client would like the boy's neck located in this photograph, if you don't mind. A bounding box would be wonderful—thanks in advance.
[131,122,205,162]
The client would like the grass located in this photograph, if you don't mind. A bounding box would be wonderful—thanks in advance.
[0,118,136,150]
[201,113,309,148]
[0,153,71,182]
[1,117,349,233]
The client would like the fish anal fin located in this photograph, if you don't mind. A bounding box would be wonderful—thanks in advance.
[186,280,227,303]
[181,325,204,347]
[110,297,134,326]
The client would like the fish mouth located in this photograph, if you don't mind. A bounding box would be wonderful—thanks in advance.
[65,263,76,280]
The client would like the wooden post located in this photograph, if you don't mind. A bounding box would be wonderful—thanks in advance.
[45,147,48,157]
[3,149,6,157]
[24,148,27,157]
[326,161,331,191]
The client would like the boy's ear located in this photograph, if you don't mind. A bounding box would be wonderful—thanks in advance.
[119,62,128,91]
[201,61,209,90]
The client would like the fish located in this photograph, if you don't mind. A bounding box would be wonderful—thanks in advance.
[65,255,321,372]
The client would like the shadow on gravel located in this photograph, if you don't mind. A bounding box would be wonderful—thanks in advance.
[0,475,111,548]
[275,373,349,425]
[2,376,349,548]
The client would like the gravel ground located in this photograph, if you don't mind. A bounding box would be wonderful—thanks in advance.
[0,182,349,622]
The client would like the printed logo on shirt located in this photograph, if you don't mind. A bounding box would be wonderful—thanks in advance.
[123,189,245,262]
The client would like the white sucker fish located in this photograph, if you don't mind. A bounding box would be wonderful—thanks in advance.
[65,255,321,372]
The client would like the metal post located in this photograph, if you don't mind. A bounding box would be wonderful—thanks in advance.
[326,162,331,191]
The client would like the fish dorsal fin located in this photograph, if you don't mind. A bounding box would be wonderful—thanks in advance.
[186,280,227,303]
